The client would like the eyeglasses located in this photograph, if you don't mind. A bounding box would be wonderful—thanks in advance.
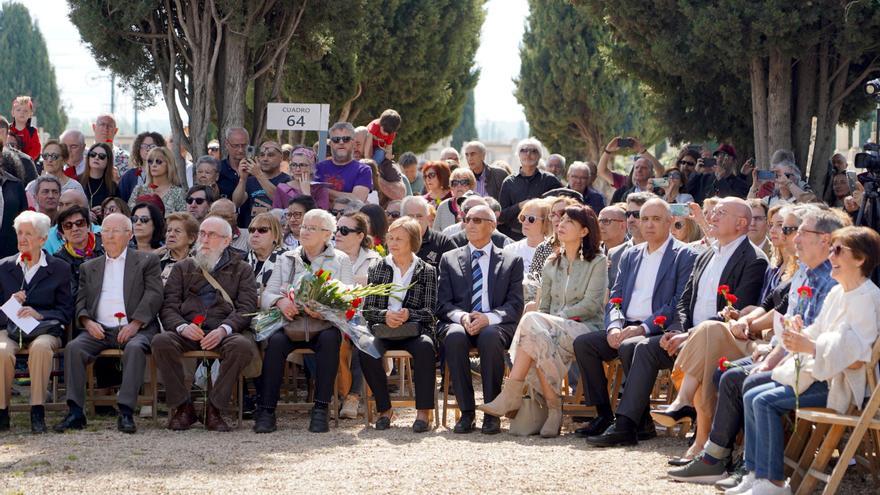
[186,197,207,205]
[227,143,248,149]
[752,215,767,222]
[198,230,228,240]
[301,225,331,233]
[673,221,685,230]
[61,218,88,230]
[336,226,363,236]
[598,218,624,226]
[41,152,60,160]
[329,136,353,144]
[139,144,157,151]
[451,179,472,187]
[666,172,682,179]
[799,227,826,236]
[290,162,311,169]
[131,215,151,224]
[517,214,544,224]
[387,211,402,219]
[519,147,539,154]
[259,149,281,157]
[625,211,641,219]
[147,159,164,165]
[463,216,493,225]
[88,151,108,160]
[424,172,438,179]
[248,226,271,234]
[287,211,304,219]
[829,244,853,257]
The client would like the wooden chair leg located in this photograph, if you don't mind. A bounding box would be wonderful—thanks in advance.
[442,364,450,428]
[364,377,373,427]
[790,422,829,490]
[796,424,847,495]
[86,362,95,416]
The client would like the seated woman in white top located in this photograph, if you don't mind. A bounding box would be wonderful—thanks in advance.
[503,198,550,273]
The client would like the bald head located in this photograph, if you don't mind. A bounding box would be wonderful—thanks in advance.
[209,198,237,229]
[59,189,88,211]
[101,213,132,258]
[711,197,752,243]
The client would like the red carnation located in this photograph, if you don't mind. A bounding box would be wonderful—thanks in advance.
[351,297,363,308]
[718,357,730,371]
[114,312,126,319]
[192,315,206,327]
[135,168,142,177]
[315,269,324,278]
[797,286,813,299]
[717,285,730,295]
[653,315,667,328]
[726,293,738,305]
[148,183,158,190]
[609,297,623,305]
[570,317,582,322]
[19,252,32,263]
[345,309,356,320]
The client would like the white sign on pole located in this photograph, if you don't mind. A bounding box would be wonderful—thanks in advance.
[266,103,330,131]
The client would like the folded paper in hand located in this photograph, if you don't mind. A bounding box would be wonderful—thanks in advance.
[1,296,39,334]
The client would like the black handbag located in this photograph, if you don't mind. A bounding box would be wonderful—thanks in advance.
[7,319,61,345]
[371,322,420,341]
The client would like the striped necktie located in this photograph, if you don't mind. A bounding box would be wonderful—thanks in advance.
[471,249,484,312]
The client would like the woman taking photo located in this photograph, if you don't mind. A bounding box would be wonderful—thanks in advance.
[433,168,475,232]
[657,167,694,205]
[27,140,83,197]
[118,131,166,202]
[79,142,116,211]
[128,146,187,214]
[480,205,607,437]
[421,160,451,208]
[157,212,198,285]
[130,202,165,253]
[273,146,328,211]
[360,218,438,432]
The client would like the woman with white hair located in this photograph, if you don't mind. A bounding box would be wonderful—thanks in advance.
[254,209,352,434]
[0,210,74,434]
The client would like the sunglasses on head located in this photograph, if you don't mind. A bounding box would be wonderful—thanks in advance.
[782,226,798,236]
[329,136,353,144]
[61,218,88,231]
[518,214,544,224]
[248,226,270,234]
[336,226,362,236]
[625,211,640,219]
[88,151,108,160]
[451,179,471,187]
[185,197,206,205]
[131,215,151,224]
[41,152,60,161]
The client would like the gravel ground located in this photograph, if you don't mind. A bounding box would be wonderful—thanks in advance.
[1,408,875,495]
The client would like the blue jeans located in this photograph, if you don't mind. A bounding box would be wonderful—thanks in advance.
[743,380,829,481]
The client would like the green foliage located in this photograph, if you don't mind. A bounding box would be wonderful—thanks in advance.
[515,0,654,161]
[283,0,485,153]
[451,89,477,150]
[0,2,68,136]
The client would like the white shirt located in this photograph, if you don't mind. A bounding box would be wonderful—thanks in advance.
[626,236,672,325]
[96,249,129,327]
[692,235,748,326]
[386,253,417,311]
[448,242,502,326]
[17,250,48,284]
[503,238,539,274]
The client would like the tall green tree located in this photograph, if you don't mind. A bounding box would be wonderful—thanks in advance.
[283,0,485,153]
[0,2,67,136]
[451,89,477,151]
[515,0,653,163]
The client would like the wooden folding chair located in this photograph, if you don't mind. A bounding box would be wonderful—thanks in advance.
[180,350,244,427]
[562,361,624,419]
[274,348,339,427]
[363,350,438,428]
[784,338,880,494]
[10,347,66,413]
[85,349,158,419]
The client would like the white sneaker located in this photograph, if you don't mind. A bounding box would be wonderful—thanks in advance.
[139,406,153,418]
[340,395,359,419]
[725,472,756,495]
[746,479,791,495]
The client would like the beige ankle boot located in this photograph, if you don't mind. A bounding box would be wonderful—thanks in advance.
[478,379,525,417]
[540,396,562,438]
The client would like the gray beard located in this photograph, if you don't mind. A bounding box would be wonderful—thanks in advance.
[194,247,222,271]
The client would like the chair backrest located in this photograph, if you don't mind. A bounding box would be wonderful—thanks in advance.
[867,337,880,391]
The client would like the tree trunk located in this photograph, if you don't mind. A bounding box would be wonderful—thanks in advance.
[767,48,792,158]
[793,46,817,173]
[750,56,769,167]
[218,28,250,141]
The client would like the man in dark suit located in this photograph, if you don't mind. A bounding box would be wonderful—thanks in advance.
[438,204,524,434]
[586,197,768,447]
[54,213,164,434]
[573,199,696,439]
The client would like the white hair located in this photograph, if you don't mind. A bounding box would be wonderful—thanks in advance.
[440,146,461,158]
[462,141,486,154]
[14,210,51,238]
[59,129,85,146]
[400,195,430,216]
[200,216,232,238]
[548,153,566,167]
[303,209,336,232]
[224,127,249,141]
[516,137,544,159]
[567,161,590,177]
[102,212,133,233]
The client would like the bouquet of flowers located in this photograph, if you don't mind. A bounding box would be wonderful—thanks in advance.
[250,267,407,358]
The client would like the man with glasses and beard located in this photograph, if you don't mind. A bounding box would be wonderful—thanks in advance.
[152,216,258,432]
[314,122,374,203]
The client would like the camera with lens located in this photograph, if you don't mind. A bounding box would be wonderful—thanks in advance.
[855,143,880,171]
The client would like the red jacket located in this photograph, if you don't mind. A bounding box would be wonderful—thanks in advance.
[9,119,41,161]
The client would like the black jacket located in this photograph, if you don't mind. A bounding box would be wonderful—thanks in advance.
[418,228,456,267]
[0,170,27,259]
[0,252,73,338]
[362,256,438,339]
[498,169,562,240]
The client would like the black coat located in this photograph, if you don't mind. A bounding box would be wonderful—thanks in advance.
[0,252,73,338]
[0,171,27,259]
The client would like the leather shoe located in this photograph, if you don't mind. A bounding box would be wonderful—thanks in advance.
[574,415,613,438]
[308,406,330,433]
[585,420,637,447]
[205,403,231,432]
[651,405,696,428]
[117,413,137,434]
[53,411,87,433]
[168,402,198,431]
[30,406,47,434]
[638,420,657,441]
[481,414,501,435]
[375,414,393,431]
[453,412,476,434]
[253,408,277,433]
[412,419,430,433]
[0,408,9,431]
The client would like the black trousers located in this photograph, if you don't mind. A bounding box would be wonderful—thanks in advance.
[258,328,341,408]
[359,335,436,412]
[440,323,511,413]
[572,329,643,410]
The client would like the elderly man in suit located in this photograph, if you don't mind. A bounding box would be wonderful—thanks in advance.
[438,204,524,435]
[153,216,258,432]
[586,196,768,447]
[573,198,696,440]
[53,213,163,434]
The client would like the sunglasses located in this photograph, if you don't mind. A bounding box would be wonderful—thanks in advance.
[329,136,353,144]
[517,214,544,224]
[131,215,151,224]
[598,218,624,226]
[147,159,164,165]
[464,216,493,225]
[673,221,685,230]
[88,151,108,160]
[781,226,798,236]
[329,208,344,217]
[248,226,271,234]
[829,244,853,257]
[625,211,641,219]
[677,160,696,167]
[207,146,220,151]
[519,147,539,154]
[185,197,207,205]
[61,218,88,230]
[41,152,61,161]
[336,226,363,236]
[451,179,471,187]
[387,211,402,219]
[666,172,682,179]
[424,172,438,179]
